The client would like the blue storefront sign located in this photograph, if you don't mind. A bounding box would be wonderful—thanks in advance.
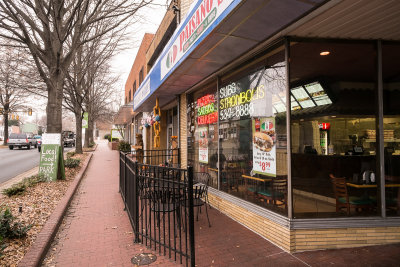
[133,0,241,111]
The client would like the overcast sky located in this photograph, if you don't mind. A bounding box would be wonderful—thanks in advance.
[110,0,169,97]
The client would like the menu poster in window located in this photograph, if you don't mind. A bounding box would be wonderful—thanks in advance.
[252,117,276,177]
[198,126,208,164]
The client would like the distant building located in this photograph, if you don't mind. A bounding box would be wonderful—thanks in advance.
[96,120,113,140]
[21,122,38,135]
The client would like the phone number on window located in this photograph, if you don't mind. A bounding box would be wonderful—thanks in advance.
[219,103,254,121]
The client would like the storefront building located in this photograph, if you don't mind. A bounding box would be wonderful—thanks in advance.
[133,0,400,252]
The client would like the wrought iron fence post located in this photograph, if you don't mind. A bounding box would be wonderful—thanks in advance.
[119,152,121,193]
[134,162,140,243]
[187,166,195,267]
[124,153,127,211]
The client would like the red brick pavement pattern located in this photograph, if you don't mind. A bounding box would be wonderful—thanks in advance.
[43,141,179,267]
[193,197,400,267]
[193,205,306,267]
[294,243,400,267]
[19,153,93,267]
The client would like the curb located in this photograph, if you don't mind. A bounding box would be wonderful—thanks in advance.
[18,152,94,267]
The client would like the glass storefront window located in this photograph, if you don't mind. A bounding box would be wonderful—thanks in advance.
[187,84,219,188]
[218,47,288,216]
[290,41,378,218]
[383,43,400,216]
[187,40,398,219]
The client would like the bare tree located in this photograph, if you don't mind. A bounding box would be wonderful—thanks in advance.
[0,0,151,133]
[0,46,30,145]
[64,18,124,152]
[84,62,120,147]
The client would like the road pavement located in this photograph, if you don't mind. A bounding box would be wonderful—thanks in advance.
[0,146,72,184]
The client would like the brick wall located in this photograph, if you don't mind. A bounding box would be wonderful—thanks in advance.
[125,33,154,103]
[293,227,400,252]
[179,93,187,169]
[180,0,196,19]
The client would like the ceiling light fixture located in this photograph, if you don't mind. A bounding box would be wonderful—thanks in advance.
[320,51,330,56]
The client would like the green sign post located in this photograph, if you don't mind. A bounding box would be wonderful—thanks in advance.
[83,112,88,129]
[39,134,65,181]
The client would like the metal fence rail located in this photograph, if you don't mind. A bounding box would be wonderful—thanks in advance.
[131,149,180,167]
[119,152,194,266]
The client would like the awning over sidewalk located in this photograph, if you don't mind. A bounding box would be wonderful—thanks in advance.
[114,105,135,125]
[133,0,326,112]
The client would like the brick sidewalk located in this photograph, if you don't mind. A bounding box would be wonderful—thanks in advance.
[42,140,400,267]
[43,141,179,266]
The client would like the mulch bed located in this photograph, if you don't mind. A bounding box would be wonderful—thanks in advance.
[0,153,88,267]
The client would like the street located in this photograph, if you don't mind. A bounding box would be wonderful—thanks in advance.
[0,146,73,184]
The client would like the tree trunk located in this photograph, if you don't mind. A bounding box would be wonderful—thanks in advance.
[84,119,94,147]
[84,104,92,148]
[3,112,8,145]
[88,118,94,144]
[46,73,64,133]
[74,111,83,154]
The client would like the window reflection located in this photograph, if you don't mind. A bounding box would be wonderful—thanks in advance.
[218,48,288,216]
[187,85,219,188]
[290,41,379,218]
[383,43,400,216]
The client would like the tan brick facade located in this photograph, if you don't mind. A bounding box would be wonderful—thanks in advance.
[292,227,400,252]
[179,93,187,169]
[205,189,400,253]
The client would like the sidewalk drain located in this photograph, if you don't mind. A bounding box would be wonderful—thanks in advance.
[131,253,157,265]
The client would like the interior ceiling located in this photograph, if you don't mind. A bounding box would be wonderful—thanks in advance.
[141,0,400,111]
[290,42,376,84]
[290,42,400,85]
[289,0,400,40]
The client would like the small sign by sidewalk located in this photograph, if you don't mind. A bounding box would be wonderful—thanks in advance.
[39,133,65,181]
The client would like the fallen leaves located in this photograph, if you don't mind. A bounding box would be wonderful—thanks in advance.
[0,153,88,267]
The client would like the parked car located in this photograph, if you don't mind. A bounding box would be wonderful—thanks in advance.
[7,133,37,150]
[62,131,75,147]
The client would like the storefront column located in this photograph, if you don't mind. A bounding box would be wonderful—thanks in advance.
[377,39,386,217]
[285,38,293,219]
[180,93,187,168]
[217,76,221,191]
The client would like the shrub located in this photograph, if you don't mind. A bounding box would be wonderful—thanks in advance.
[2,184,26,197]
[111,138,119,142]
[2,174,47,197]
[0,208,31,239]
[89,141,96,148]
[65,158,81,168]
[66,151,76,158]
[104,134,111,140]
[22,174,47,187]
[0,235,6,257]
[118,140,131,153]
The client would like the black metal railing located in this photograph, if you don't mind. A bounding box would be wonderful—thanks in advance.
[119,152,194,266]
[130,148,180,167]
